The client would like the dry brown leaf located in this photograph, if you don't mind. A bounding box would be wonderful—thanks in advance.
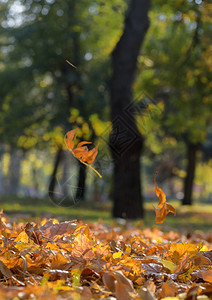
[0,214,211,299]
[40,220,76,238]
[200,269,212,283]
[159,280,179,298]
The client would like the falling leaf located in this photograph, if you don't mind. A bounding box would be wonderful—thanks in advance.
[64,129,77,151]
[154,205,168,224]
[155,188,166,208]
[81,145,98,164]
[154,172,176,224]
[64,129,102,178]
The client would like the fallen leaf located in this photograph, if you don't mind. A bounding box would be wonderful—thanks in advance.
[200,269,212,283]
[159,280,179,298]
[0,261,13,279]
[40,220,76,238]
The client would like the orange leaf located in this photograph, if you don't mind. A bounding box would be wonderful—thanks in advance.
[51,252,68,269]
[200,269,212,283]
[72,232,93,259]
[73,146,88,159]
[81,145,98,164]
[64,128,102,178]
[154,187,166,208]
[64,129,77,151]
[166,203,176,216]
[154,172,166,208]
[154,206,168,224]
[77,141,92,148]
[103,271,135,300]
[154,172,176,224]
[159,280,179,298]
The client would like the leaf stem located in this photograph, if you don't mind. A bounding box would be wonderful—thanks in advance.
[79,159,102,178]
[154,171,158,187]
[67,141,102,178]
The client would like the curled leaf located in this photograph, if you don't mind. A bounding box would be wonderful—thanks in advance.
[64,129,77,151]
[154,172,176,224]
[64,129,102,178]
[81,145,98,164]
[154,206,168,224]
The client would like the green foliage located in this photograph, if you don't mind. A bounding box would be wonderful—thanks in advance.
[136,0,211,146]
[0,0,126,150]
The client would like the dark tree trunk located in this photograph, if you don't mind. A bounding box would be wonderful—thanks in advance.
[110,0,150,219]
[76,162,86,201]
[182,142,200,205]
[48,147,63,200]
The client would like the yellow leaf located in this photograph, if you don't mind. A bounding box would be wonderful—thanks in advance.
[161,259,177,273]
[15,240,40,252]
[113,251,123,259]
[46,242,61,251]
[71,268,81,287]
[14,231,29,243]
[200,245,208,251]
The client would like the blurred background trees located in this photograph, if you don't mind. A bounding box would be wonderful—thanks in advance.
[0,0,211,217]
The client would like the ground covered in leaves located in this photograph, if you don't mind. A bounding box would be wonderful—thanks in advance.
[0,213,211,300]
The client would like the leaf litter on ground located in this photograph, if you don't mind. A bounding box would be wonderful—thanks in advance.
[0,211,211,300]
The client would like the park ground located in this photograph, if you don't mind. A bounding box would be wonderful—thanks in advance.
[1,196,211,232]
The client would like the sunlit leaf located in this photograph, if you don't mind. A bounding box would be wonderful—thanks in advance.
[154,172,176,223]
[64,129,102,178]
[64,129,77,151]
[14,230,29,243]
[161,259,177,273]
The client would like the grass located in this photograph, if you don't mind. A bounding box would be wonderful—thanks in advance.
[0,196,211,232]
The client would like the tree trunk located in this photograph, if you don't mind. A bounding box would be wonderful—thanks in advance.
[182,142,200,205]
[48,147,63,200]
[3,149,23,196]
[61,150,69,199]
[76,162,86,201]
[110,0,150,219]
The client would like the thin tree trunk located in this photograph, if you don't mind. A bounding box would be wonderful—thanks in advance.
[48,147,63,200]
[110,0,150,219]
[76,162,86,201]
[182,142,200,205]
[61,150,69,199]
